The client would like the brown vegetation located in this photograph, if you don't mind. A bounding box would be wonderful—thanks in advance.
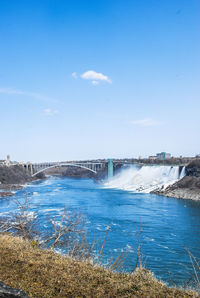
[0,234,198,298]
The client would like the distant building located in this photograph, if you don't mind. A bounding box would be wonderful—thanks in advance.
[149,156,157,160]
[156,152,171,160]
[5,155,11,166]
[0,155,11,166]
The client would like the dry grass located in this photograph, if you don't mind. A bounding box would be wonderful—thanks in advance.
[0,234,199,298]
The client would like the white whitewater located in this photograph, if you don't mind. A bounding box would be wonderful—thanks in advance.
[179,166,186,179]
[104,165,185,193]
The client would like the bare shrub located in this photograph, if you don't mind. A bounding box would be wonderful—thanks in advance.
[0,197,92,261]
[131,218,144,272]
[0,196,39,240]
[43,209,85,251]
[183,248,200,292]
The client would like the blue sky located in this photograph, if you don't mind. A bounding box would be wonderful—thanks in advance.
[0,0,199,162]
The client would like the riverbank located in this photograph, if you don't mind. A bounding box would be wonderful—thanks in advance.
[0,183,24,199]
[0,234,198,298]
[0,165,45,198]
[152,160,200,201]
[152,176,200,201]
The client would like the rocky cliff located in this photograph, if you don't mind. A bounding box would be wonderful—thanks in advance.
[152,159,200,200]
[185,159,200,177]
[0,165,32,185]
[0,165,44,198]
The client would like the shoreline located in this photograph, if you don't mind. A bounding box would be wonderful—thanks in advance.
[152,188,200,201]
[0,184,24,198]
[0,164,47,198]
[152,175,200,202]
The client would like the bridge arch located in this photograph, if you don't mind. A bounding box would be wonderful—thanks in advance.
[32,163,97,177]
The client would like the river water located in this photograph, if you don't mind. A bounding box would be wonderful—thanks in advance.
[0,165,200,287]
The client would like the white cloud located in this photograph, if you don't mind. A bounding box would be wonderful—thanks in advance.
[81,70,112,84]
[0,87,57,103]
[43,108,59,116]
[0,87,25,95]
[131,118,162,127]
[72,72,78,79]
[91,80,99,85]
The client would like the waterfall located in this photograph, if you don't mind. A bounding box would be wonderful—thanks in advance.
[179,166,186,179]
[104,165,185,193]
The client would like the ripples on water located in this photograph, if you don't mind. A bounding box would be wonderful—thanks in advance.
[0,174,200,287]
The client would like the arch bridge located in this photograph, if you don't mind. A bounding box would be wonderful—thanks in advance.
[23,161,109,177]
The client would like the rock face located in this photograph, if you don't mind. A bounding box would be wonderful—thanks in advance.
[0,165,43,198]
[0,281,29,297]
[185,159,200,177]
[152,159,200,201]
[0,165,32,185]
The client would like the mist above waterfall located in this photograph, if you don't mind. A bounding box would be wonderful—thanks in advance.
[104,165,186,193]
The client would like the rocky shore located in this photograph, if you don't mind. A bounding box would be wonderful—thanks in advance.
[152,159,200,201]
[0,165,42,198]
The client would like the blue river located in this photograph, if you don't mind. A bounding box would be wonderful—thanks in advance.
[0,175,200,287]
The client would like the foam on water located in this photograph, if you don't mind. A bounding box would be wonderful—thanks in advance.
[104,165,184,193]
